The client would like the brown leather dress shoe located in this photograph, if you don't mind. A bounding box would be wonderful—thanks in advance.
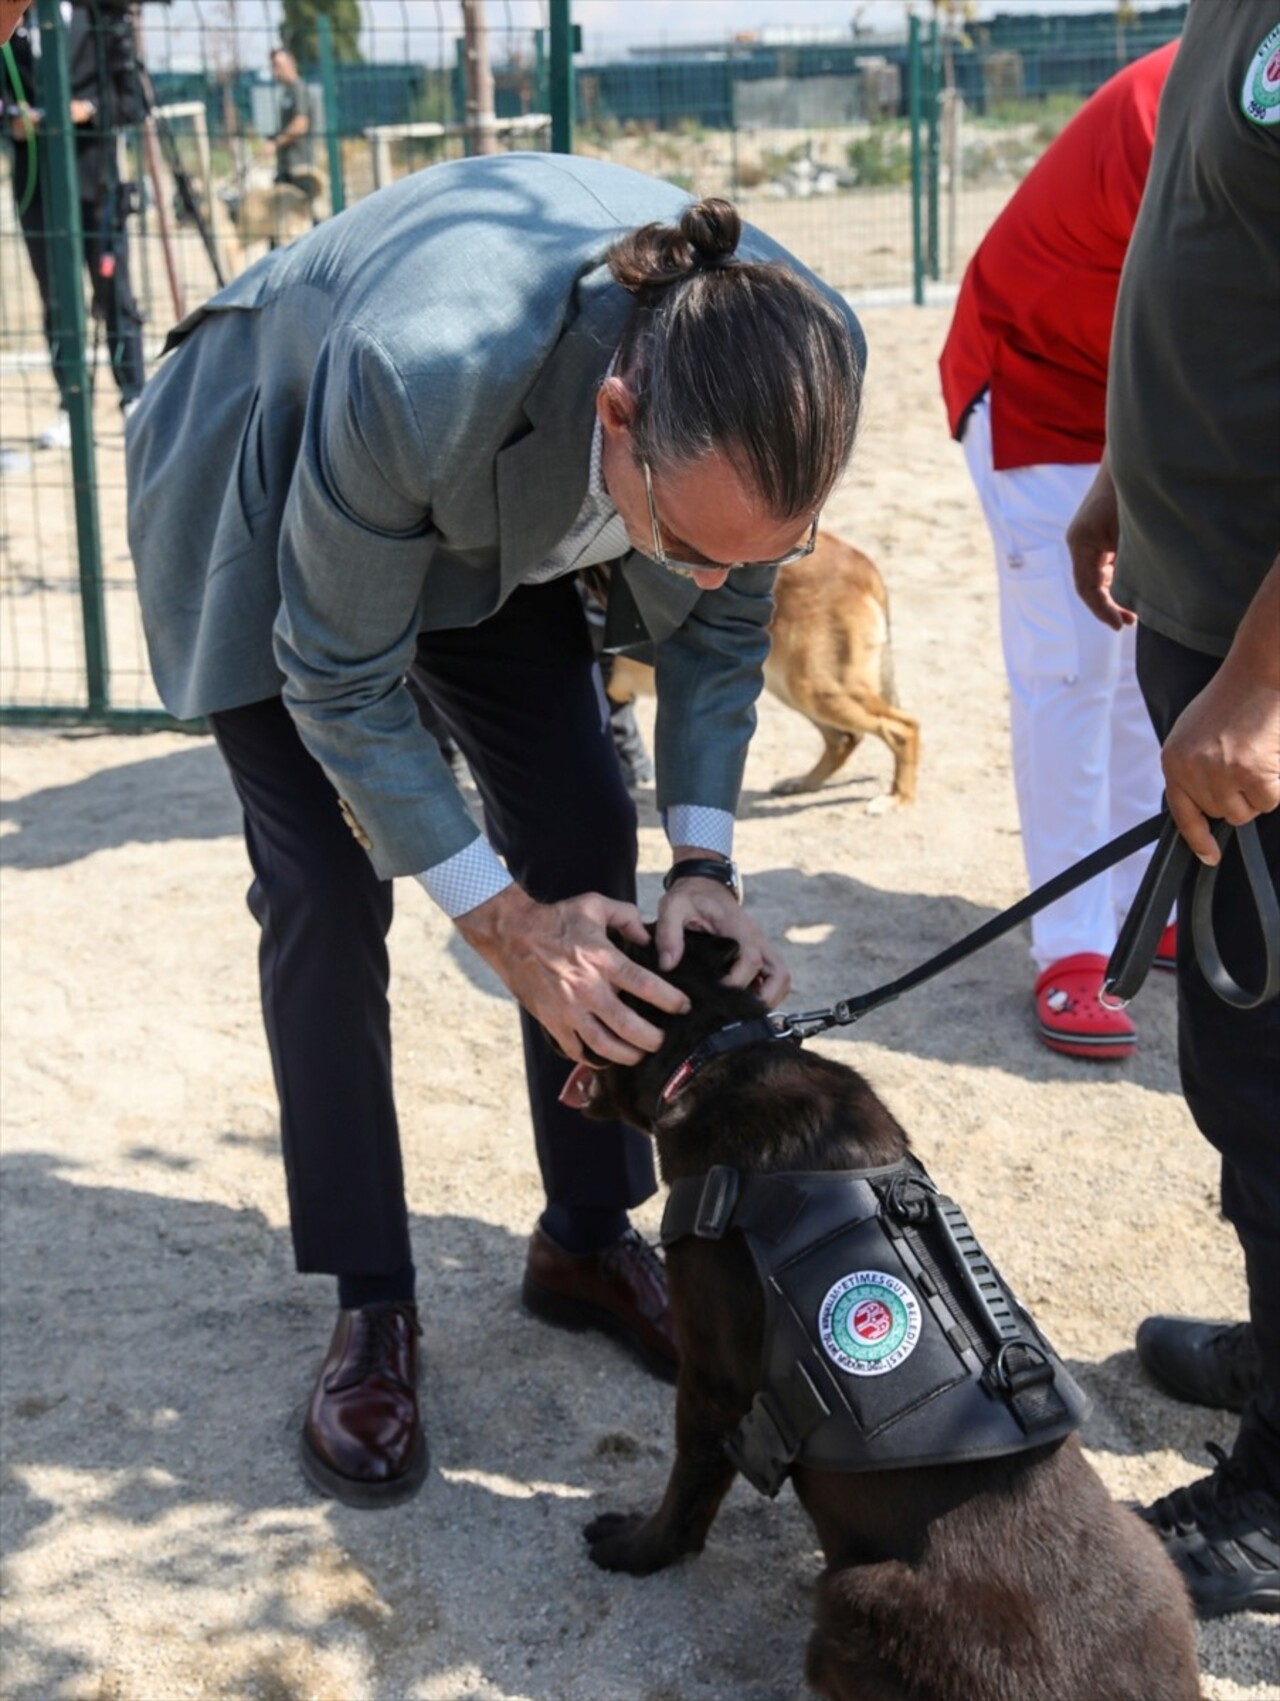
[300,1301,428,1508]
[522,1224,679,1383]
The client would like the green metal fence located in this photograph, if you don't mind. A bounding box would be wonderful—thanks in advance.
[0,0,1186,729]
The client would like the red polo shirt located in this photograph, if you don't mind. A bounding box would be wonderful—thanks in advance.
[939,40,1177,470]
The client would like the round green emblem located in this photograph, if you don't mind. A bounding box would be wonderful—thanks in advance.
[1241,24,1280,126]
[818,1270,922,1378]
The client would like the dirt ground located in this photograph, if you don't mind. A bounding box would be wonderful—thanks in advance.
[1,305,1276,1700]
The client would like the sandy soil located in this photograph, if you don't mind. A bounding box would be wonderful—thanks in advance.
[2,306,1276,1700]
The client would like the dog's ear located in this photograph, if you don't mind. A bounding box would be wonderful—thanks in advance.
[675,929,741,988]
[606,925,659,975]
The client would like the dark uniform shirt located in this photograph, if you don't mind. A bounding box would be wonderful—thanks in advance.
[1109,0,1280,656]
[274,77,314,182]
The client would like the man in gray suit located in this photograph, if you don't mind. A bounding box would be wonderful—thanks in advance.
[127,152,864,1507]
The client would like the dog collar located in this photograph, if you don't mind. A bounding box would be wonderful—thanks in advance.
[658,1015,795,1105]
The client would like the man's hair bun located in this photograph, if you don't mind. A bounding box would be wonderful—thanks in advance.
[607,198,741,293]
[680,198,741,267]
[604,191,862,518]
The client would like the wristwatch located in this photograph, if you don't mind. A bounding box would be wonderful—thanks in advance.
[663,857,743,903]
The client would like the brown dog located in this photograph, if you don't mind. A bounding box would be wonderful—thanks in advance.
[569,933,1200,1701]
[604,532,920,810]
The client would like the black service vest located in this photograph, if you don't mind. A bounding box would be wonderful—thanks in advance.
[661,1159,1088,1497]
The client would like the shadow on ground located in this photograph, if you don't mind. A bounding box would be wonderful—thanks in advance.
[0,739,237,870]
[0,1154,1256,1700]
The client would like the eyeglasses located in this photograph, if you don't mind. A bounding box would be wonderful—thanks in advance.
[641,460,818,578]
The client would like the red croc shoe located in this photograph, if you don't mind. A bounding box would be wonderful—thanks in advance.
[1154,922,1177,973]
[1034,952,1136,1060]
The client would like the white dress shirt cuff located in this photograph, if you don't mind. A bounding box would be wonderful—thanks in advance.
[663,805,734,857]
[416,836,514,919]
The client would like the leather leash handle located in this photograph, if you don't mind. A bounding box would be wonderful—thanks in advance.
[776,809,1278,1041]
[1103,814,1189,1005]
[1192,819,1280,1010]
[1104,815,1280,1010]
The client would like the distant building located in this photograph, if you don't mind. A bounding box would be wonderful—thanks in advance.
[576,4,1188,129]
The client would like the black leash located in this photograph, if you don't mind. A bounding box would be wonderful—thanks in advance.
[772,812,1279,1042]
[1105,815,1280,1009]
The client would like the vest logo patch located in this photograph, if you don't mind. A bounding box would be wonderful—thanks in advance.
[818,1270,922,1377]
[1241,23,1280,125]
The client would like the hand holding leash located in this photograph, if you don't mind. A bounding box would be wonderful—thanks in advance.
[765,809,1279,1041]
[1159,591,1280,864]
[1105,816,1280,1010]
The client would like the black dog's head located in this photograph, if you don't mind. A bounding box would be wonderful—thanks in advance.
[561,930,767,1133]
[561,929,913,1184]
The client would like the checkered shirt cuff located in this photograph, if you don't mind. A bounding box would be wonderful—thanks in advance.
[416,836,514,919]
[663,805,734,857]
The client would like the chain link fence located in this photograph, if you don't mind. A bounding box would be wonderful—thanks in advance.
[0,0,1186,727]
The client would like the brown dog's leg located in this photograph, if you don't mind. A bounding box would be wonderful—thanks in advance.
[601,654,651,709]
[772,692,920,809]
[805,1563,914,1701]
[865,700,920,813]
[771,726,862,795]
[584,1384,740,1575]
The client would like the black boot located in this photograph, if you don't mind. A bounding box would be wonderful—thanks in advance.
[1136,1316,1259,1412]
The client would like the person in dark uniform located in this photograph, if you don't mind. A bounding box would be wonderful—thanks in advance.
[3,1,146,447]
[265,47,313,186]
[1068,0,1280,1619]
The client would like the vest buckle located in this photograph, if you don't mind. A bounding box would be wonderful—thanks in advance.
[693,1165,740,1238]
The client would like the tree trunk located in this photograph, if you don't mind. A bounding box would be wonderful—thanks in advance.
[461,0,498,156]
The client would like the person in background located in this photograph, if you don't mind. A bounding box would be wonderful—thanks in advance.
[1067,0,1279,1619]
[126,153,863,1510]
[3,1,145,448]
[939,42,1177,1062]
[264,47,313,188]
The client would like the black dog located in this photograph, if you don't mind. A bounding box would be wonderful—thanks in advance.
[569,931,1200,1701]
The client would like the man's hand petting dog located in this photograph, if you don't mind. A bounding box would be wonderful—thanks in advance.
[454,886,689,1065]
[655,877,791,1006]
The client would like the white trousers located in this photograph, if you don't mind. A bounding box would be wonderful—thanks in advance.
[962,395,1165,970]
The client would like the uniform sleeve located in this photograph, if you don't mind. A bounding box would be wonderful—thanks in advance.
[272,324,484,879]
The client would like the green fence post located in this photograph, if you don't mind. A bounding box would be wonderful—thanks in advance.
[926,15,940,282]
[37,0,108,713]
[908,12,924,307]
[316,14,345,215]
[549,0,574,154]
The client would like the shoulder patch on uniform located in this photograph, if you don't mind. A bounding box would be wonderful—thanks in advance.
[1241,23,1280,125]
[818,1270,922,1377]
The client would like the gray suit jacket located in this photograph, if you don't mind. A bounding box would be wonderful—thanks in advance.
[126,153,864,879]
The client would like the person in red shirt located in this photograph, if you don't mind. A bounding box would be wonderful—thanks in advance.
[939,41,1177,1060]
